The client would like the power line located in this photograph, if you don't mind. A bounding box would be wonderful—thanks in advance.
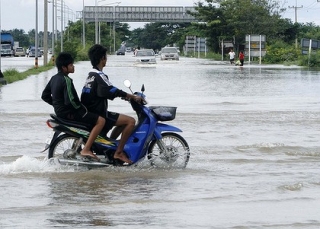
[288,2,303,23]
[288,0,303,48]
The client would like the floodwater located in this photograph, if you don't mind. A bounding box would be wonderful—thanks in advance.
[0,55,49,72]
[0,54,320,228]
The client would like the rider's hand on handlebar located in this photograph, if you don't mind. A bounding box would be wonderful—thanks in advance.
[133,95,145,104]
[127,94,146,104]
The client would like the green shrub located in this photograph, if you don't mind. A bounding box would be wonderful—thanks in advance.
[76,45,91,61]
[264,40,300,64]
[3,68,21,83]
[62,40,80,60]
[298,50,320,67]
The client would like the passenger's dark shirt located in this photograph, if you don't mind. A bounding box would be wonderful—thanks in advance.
[42,71,86,118]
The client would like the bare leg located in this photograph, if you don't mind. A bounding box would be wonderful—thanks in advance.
[110,126,124,139]
[81,116,105,160]
[113,114,135,163]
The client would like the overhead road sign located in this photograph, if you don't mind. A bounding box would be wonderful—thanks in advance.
[77,6,198,23]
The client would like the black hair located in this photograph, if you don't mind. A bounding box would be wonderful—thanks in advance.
[88,44,108,67]
[56,52,74,71]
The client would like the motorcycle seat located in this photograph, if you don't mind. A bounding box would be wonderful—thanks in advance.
[50,114,92,130]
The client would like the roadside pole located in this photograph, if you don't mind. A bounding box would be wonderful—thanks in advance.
[0,0,6,85]
[35,0,39,68]
[43,0,48,65]
[0,0,1,75]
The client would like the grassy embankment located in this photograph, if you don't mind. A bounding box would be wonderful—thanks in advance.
[2,64,54,84]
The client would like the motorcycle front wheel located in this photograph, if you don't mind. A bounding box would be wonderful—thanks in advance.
[147,132,190,168]
[48,134,83,159]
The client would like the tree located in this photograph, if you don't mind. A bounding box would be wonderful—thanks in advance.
[298,22,320,41]
[131,22,191,51]
[136,23,169,50]
[115,22,131,46]
[28,29,36,47]
[161,23,191,49]
[191,0,286,52]
[272,19,297,44]
[129,28,144,49]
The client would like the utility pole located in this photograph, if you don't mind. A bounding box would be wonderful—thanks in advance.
[288,0,303,48]
[82,0,86,49]
[60,0,63,52]
[95,0,98,44]
[35,0,39,68]
[0,0,5,85]
[52,0,55,64]
[44,0,48,65]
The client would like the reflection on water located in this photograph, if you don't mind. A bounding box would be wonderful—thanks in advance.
[1,56,320,228]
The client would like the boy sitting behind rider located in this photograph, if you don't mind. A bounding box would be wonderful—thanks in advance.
[81,44,143,165]
[41,52,105,161]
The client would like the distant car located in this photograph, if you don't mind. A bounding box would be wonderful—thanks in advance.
[14,47,25,57]
[116,48,125,55]
[39,47,44,55]
[125,47,132,52]
[28,47,42,57]
[134,49,156,64]
[160,47,179,61]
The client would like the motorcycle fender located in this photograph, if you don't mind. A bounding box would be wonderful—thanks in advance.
[154,123,182,139]
[40,131,60,153]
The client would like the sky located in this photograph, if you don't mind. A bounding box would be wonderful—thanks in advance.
[1,0,320,32]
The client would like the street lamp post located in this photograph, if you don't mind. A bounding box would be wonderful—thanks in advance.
[111,2,121,53]
[82,0,85,48]
[55,0,58,41]
[60,0,63,52]
[52,0,55,62]
[0,0,4,83]
[95,0,121,45]
[62,5,75,41]
[44,0,48,65]
[95,0,98,44]
[35,0,39,68]
[52,0,75,52]
[95,0,107,44]
[98,2,121,46]
[113,5,116,53]
[0,1,2,76]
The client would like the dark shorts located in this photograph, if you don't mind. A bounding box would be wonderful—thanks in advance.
[64,110,100,128]
[104,111,120,132]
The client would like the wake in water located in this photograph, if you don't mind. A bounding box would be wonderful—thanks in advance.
[0,155,187,175]
[0,155,77,174]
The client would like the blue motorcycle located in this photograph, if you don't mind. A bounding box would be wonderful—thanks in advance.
[44,80,190,169]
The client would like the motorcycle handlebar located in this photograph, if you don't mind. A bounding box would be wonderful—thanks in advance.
[122,92,147,105]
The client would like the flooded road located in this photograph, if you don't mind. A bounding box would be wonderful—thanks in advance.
[0,55,320,228]
[0,55,50,72]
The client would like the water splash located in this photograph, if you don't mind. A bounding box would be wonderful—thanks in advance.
[238,142,286,150]
[0,155,75,174]
[279,182,303,191]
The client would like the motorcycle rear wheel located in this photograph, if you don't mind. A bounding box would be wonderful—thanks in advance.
[48,134,83,159]
[147,132,190,168]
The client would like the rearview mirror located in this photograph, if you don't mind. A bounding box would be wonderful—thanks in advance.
[124,79,131,88]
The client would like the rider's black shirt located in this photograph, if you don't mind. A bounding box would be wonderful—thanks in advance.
[81,69,127,117]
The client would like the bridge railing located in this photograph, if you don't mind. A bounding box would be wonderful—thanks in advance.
[77,6,198,23]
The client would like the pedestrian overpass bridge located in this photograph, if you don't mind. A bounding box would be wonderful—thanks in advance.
[78,6,198,23]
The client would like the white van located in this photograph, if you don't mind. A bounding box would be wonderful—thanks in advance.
[14,47,26,57]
